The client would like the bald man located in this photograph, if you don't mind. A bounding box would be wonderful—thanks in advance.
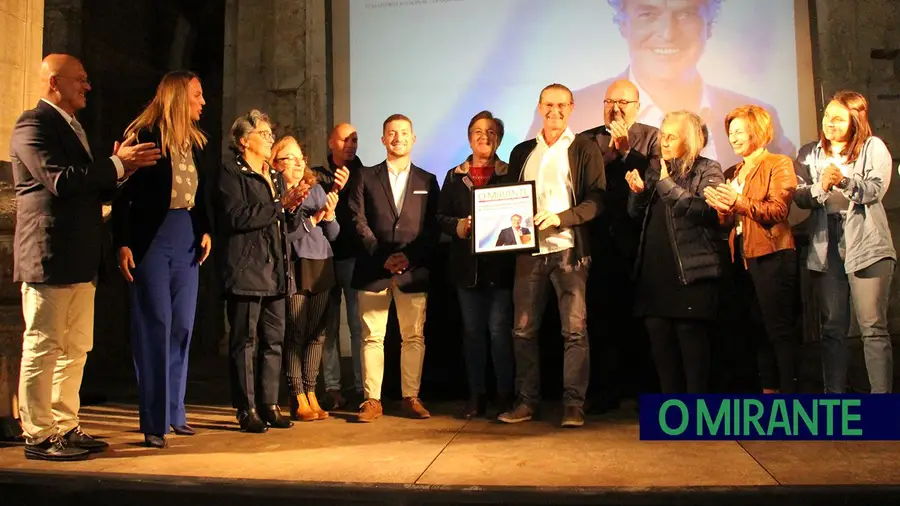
[11,54,160,461]
[310,123,365,409]
[581,80,661,414]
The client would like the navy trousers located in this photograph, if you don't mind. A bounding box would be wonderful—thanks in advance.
[130,210,199,435]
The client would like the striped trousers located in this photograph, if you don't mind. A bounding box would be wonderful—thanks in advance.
[284,291,330,395]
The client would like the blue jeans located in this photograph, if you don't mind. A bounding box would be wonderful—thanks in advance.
[816,215,894,393]
[322,258,363,392]
[456,286,515,397]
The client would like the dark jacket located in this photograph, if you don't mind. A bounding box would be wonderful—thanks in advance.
[496,226,532,247]
[436,156,516,289]
[285,184,339,260]
[629,156,727,285]
[213,155,291,297]
[111,127,211,265]
[582,122,661,260]
[310,155,364,260]
[10,100,119,284]
[347,160,440,293]
[508,133,607,263]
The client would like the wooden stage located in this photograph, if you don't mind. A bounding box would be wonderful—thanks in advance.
[1,401,900,505]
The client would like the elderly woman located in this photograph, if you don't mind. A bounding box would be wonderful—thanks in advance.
[704,105,799,394]
[625,111,725,394]
[794,91,896,393]
[270,136,342,420]
[214,110,307,432]
[436,110,516,419]
[113,71,212,448]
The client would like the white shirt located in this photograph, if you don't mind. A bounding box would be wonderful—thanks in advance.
[41,98,125,179]
[513,227,524,245]
[523,127,575,255]
[630,69,716,161]
[386,159,411,214]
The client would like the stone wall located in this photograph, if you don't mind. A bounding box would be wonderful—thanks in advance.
[222,0,328,164]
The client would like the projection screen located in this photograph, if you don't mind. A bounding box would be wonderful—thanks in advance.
[331,0,817,181]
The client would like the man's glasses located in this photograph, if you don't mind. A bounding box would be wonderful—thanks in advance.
[604,99,638,108]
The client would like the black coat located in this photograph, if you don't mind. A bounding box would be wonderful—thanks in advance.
[10,100,119,284]
[111,128,212,265]
[435,157,516,289]
[310,155,364,261]
[507,133,606,264]
[628,156,728,285]
[347,161,440,293]
[213,155,291,297]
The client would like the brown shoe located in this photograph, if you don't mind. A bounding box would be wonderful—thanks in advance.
[402,397,431,419]
[306,392,330,420]
[290,393,319,422]
[357,399,383,422]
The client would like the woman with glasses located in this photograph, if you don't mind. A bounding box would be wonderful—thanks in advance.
[112,71,212,448]
[214,110,308,432]
[794,90,896,393]
[270,136,344,420]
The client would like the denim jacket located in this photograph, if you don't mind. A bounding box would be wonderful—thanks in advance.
[793,137,897,273]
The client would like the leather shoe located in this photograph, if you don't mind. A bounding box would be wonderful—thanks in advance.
[561,406,585,428]
[24,435,89,461]
[402,397,431,419]
[144,434,167,448]
[237,408,268,433]
[259,405,294,429]
[62,426,109,452]
[459,394,486,420]
[171,424,196,436]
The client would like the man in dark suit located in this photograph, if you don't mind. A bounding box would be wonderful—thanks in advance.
[580,79,661,413]
[494,214,532,247]
[348,114,440,423]
[527,0,795,169]
[11,54,160,461]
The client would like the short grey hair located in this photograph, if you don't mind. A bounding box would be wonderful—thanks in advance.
[229,109,271,154]
[608,0,723,26]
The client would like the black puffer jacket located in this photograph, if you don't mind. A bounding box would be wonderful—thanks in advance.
[628,156,728,285]
[213,155,292,297]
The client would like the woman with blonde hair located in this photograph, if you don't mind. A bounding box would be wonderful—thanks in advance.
[794,90,896,393]
[112,70,213,448]
[625,110,726,393]
[704,104,799,394]
[270,136,340,420]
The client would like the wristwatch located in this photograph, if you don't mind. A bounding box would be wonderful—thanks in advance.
[836,176,850,189]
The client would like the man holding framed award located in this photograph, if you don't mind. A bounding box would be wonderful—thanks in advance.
[497,83,606,429]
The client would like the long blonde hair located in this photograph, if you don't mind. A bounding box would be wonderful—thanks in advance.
[661,110,707,176]
[123,70,207,157]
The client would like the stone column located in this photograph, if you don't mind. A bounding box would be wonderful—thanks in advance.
[0,0,43,440]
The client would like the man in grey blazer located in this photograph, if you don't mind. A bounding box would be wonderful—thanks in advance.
[11,54,159,461]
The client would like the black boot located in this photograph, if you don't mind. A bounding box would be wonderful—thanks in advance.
[259,405,294,429]
[237,408,268,433]
[459,394,486,420]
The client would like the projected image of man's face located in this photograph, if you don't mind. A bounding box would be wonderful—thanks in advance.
[619,0,712,82]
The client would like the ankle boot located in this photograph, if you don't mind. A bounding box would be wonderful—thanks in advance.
[291,393,319,422]
[306,392,329,420]
[259,405,294,429]
[237,408,268,433]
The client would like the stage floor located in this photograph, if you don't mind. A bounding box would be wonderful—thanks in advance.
[2,401,900,505]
